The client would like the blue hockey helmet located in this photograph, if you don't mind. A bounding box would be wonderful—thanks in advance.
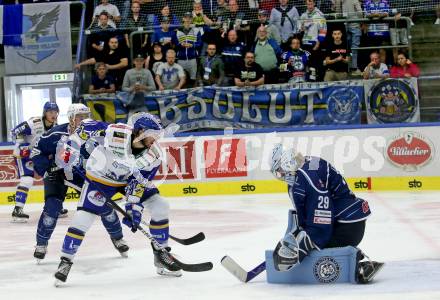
[43,101,59,114]
[128,112,164,143]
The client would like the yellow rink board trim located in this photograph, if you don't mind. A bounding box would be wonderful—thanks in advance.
[1,176,439,205]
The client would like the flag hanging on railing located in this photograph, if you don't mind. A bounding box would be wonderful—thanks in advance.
[3,2,72,75]
[0,4,24,46]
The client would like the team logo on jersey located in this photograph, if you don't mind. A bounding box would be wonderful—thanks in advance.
[385,132,434,171]
[87,191,105,207]
[367,79,418,123]
[327,88,360,124]
[18,6,62,63]
[313,257,340,283]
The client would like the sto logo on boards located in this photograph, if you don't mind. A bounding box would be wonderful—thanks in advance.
[204,139,247,178]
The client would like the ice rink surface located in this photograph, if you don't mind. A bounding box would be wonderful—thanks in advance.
[0,191,439,300]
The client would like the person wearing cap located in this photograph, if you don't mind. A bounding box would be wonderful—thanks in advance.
[151,16,177,55]
[251,9,281,44]
[173,12,202,87]
[119,53,156,115]
[270,0,300,47]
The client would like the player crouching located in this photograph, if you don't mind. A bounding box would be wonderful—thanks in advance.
[54,113,181,285]
[270,144,383,284]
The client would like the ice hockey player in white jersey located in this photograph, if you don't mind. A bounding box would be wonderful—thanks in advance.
[54,112,181,284]
[10,102,59,221]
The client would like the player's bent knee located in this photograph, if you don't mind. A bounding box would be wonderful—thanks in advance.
[144,194,169,221]
[19,176,33,188]
[70,210,97,233]
[265,246,359,284]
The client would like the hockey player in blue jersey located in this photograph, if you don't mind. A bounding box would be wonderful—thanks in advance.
[53,112,181,284]
[270,144,383,283]
[10,101,59,221]
[30,104,128,262]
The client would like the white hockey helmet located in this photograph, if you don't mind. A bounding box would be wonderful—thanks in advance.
[270,144,303,185]
[67,103,91,121]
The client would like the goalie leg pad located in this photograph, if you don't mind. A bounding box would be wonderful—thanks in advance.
[266,246,359,284]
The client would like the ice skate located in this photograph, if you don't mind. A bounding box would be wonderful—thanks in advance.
[152,244,182,277]
[11,206,29,223]
[59,208,68,218]
[111,237,129,258]
[358,261,384,284]
[34,245,47,263]
[54,257,73,286]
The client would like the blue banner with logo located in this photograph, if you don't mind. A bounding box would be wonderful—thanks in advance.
[364,78,420,124]
[83,81,365,130]
[4,2,72,75]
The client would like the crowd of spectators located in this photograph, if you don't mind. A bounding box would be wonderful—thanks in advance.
[74,0,425,98]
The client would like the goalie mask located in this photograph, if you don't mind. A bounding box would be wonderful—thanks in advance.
[270,144,304,185]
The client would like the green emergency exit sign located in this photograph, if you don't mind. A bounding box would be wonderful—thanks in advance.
[52,74,68,81]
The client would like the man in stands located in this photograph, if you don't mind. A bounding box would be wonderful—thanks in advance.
[75,37,128,88]
[333,0,363,76]
[151,16,177,56]
[91,0,121,28]
[155,49,186,91]
[364,0,391,45]
[299,0,327,81]
[324,29,351,81]
[270,0,300,48]
[251,26,282,84]
[250,9,281,44]
[89,12,117,58]
[221,30,246,86]
[234,52,265,88]
[197,43,225,86]
[363,51,390,79]
[174,12,202,88]
[88,62,116,94]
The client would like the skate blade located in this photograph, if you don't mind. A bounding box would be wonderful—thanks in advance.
[58,214,68,219]
[11,218,28,223]
[54,279,64,287]
[366,262,385,282]
[156,267,182,277]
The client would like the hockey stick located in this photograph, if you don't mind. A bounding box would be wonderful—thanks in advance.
[114,197,205,245]
[221,256,266,283]
[105,198,213,272]
[75,170,212,272]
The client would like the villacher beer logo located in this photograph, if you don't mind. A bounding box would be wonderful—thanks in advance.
[386,132,434,171]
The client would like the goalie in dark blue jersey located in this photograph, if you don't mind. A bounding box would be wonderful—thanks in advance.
[270,144,382,283]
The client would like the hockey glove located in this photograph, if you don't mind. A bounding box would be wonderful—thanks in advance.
[46,167,63,182]
[273,230,317,271]
[122,201,144,233]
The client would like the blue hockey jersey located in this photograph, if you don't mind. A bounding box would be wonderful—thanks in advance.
[288,156,371,248]
[30,123,70,177]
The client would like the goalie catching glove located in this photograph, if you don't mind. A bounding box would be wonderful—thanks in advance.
[273,229,318,271]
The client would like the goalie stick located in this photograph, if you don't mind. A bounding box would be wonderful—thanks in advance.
[221,256,266,283]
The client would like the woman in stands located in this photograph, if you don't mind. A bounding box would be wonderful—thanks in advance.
[390,51,420,78]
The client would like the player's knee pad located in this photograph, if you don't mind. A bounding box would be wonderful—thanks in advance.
[100,210,123,240]
[70,210,96,233]
[144,194,169,221]
[43,197,63,218]
[265,246,359,284]
[19,176,33,189]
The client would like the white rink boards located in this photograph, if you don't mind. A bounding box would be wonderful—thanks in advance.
[0,192,439,300]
